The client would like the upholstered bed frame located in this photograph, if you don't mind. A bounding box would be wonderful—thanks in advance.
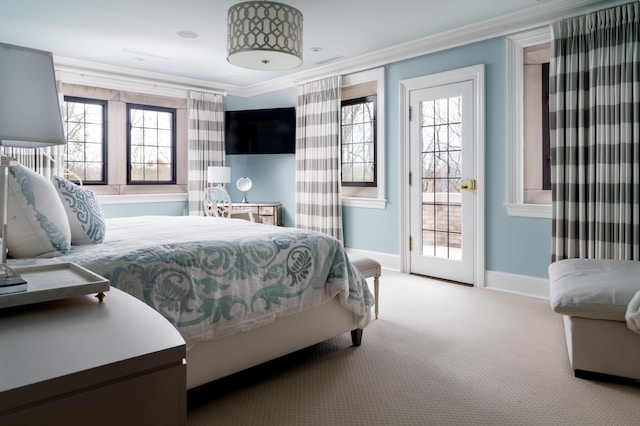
[186,297,361,389]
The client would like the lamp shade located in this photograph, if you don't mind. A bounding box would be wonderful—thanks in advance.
[227,1,303,70]
[0,43,66,148]
[207,166,231,184]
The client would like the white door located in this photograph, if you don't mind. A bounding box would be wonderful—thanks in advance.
[408,78,479,284]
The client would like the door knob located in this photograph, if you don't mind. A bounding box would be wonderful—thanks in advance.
[460,179,476,191]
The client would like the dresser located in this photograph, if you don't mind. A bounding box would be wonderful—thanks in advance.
[0,286,186,426]
[231,201,281,226]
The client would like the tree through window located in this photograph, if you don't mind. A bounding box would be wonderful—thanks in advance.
[341,96,377,187]
[127,104,176,184]
[63,96,107,184]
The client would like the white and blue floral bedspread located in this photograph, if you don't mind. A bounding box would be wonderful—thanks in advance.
[8,216,373,349]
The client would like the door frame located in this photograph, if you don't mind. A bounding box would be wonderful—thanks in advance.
[399,64,485,287]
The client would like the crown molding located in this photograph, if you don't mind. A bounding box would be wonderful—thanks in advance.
[54,0,628,99]
[237,0,626,97]
[54,56,233,98]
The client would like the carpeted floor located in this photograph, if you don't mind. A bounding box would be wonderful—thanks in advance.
[187,270,640,425]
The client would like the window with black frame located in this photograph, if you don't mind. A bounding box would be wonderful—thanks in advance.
[340,95,377,187]
[127,104,176,184]
[62,96,107,184]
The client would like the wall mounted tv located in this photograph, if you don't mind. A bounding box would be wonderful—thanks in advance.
[225,107,296,155]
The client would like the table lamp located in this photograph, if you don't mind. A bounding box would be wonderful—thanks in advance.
[0,42,67,292]
[207,166,231,187]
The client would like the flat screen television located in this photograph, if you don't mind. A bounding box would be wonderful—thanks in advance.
[225,107,296,154]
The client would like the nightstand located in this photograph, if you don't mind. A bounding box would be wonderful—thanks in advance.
[0,286,186,426]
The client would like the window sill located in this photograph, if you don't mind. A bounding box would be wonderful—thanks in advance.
[505,203,551,219]
[97,193,188,205]
[342,197,387,209]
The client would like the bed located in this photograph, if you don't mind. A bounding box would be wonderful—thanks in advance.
[7,215,374,389]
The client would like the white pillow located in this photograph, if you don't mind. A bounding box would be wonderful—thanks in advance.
[626,290,640,335]
[6,164,71,258]
[52,176,106,245]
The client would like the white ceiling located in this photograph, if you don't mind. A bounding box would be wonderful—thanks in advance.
[0,0,616,90]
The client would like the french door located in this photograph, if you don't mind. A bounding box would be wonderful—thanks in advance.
[401,66,484,286]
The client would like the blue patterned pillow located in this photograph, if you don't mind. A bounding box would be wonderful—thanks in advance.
[7,164,71,258]
[53,176,106,245]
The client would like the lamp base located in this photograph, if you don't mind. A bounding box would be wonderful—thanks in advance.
[0,266,27,294]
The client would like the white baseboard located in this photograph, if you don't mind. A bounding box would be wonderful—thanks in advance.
[345,248,401,272]
[484,270,549,300]
[345,248,549,300]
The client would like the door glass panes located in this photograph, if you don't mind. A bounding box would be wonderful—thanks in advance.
[420,96,462,260]
[128,105,175,184]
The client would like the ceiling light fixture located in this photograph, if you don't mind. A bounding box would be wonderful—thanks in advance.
[227,1,303,71]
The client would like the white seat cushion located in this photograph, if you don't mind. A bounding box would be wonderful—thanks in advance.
[549,258,640,322]
[347,253,381,278]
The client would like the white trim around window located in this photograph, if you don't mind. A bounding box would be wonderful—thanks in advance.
[505,26,551,219]
[341,67,387,209]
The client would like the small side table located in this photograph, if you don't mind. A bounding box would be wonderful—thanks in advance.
[0,285,186,425]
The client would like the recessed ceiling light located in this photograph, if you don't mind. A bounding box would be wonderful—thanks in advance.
[311,47,322,52]
[177,30,198,39]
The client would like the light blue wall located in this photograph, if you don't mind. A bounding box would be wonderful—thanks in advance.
[102,201,186,218]
[223,38,552,279]
[104,37,552,280]
[223,88,298,227]
[380,37,551,278]
[225,154,296,227]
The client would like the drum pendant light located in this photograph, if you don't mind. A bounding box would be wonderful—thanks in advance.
[227,1,303,70]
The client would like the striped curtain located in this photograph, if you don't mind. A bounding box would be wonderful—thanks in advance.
[295,76,343,241]
[550,2,640,261]
[187,91,225,216]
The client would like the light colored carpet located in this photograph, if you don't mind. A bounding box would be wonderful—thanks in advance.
[188,270,640,425]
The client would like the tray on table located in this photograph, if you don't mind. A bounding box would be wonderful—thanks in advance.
[0,262,109,309]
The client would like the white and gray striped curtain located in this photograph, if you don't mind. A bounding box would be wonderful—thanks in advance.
[187,91,225,216]
[295,76,343,241]
[550,2,640,261]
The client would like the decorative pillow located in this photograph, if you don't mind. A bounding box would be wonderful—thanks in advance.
[6,164,71,258]
[52,176,106,245]
[625,290,640,335]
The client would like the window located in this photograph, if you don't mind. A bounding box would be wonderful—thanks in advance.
[127,104,176,184]
[522,43,551,204]
[60,83,188,197]
[340,68,386,209]
[541,62,551,191]
[506,27,552,218]
[63,96,107,184]
[341,96,377,187]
